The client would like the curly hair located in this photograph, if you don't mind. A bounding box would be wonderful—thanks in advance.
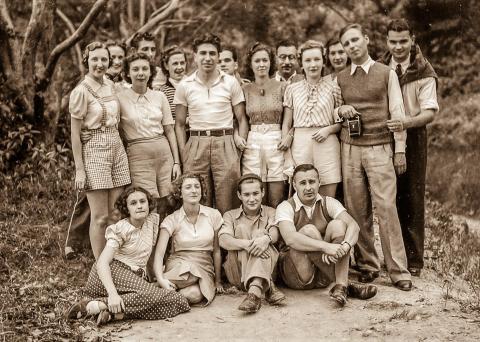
[244,42,276,81]
[105,40,127,54]
[170,173,208,203]
[324,36,350,73]
[130,32,155,50]
[123,52,157,88]
[298,40,325,69]
[82,41,111,69]
[160,45,187,78]
[115,186,155,218]
[192,33,221,53]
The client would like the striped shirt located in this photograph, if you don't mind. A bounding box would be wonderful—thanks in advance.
[283,78,343,128]
[158,81,176,120]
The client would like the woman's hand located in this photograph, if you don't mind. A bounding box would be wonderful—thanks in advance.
[107,293,125,314]
[75,169,86,190]
[172,163,182,180]
[277,134,293,151]
[157,278,177,291]
[312,127,330,143]
[234,133,247,152]
[215,281,224,294]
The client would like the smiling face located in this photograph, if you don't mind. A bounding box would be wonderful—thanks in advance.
[237,180,264,214]
[340,28,369,65]
[166,53,186,81]
[293,169,319,205]
[387,30,413,63]
[107,45,125,75]
[251,50,270,79]
[87,48,109,81]
[137,39,157,62]
[328,42,348,72]
[128,58,151,86]
[276,45,298,79]
[301,48,323,80]
[181,177,202,205]
[126,191,149,221]
[194,43,219,74]
[219,50,237,75]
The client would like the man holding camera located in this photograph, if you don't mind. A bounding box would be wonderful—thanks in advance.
[336,24,412,291]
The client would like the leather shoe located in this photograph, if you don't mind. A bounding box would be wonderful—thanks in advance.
[408,267,422,277]
[265,282,286,305]
[329,284,348,306]
[394,280,412,291]
[238,293,261,313]
[358,271,379,283]
[347,283,377,300]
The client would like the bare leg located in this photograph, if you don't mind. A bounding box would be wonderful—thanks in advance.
[267,181,285,208]
[86,190,109,260]
[108,186,124,224]
[318,183,337,198]
[324,220,348,286]
[179,284,204,304]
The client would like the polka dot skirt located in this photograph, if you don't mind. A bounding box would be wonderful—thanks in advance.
[84,260,190,320]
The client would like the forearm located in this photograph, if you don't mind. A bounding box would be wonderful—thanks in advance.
[267,226,280,244]
[285,231,330,252]
[96,260,118,296]
[71,120,84,170]
[388,70,407,152]
[343,222,360,247]
[219,234,251,251]
[328,123,341,134]
[164,125,181,164]
[175,123,187,159]
[403,109,435,129]
[281,108,293,138]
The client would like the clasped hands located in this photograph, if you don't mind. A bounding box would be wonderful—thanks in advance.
[321,242,351,265]
[245,235,271,259]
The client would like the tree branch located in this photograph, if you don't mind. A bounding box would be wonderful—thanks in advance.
[56,8,85,76]
[38,0,109,92]
[0,0,22,74]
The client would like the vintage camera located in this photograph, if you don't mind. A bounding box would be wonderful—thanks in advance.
[347,115,362,137]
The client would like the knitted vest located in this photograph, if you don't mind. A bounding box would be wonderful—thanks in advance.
[287,196,331,235]
[337,62,392,146]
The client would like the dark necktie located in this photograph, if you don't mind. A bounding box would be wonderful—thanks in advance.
[395,64,403,78]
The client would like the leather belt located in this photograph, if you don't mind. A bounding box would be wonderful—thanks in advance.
[190,129,233,137]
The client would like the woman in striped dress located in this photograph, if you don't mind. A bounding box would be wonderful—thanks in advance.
[281,40,343,197]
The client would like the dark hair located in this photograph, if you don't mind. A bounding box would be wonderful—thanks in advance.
[130,32,155,50]
[387,19,412,35]
[115,186,155,218]
[324,36,350,71]
[105,40,127,55]
[298,40,325,70]
[339,23,366,41]
[245,42,276,81]
[82,41,111,69]
[293,164,319,180]
[220,45,238,62]
[237,173,264,193]
[192,33,221,53]
[275,39,297,53]
[171,173,208,202]
[123,52,157,88]
[161,45,187,78]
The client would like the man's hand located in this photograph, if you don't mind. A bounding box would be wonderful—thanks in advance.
[394,152,407,175]
[386,119,404,132]
[248,235,270,257]
[233,133,247,152]
[312,127,330,143]
[277,134,293,151]
[338,105,360,119]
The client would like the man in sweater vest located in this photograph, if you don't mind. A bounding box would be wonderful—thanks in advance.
[276,164,377,306]
[379,19,439,277]
[337,23,412,291]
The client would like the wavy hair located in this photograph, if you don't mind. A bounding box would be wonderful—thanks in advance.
[115,186,155,218]
[245,42,276,81]
[123,52,157,88]
[170,173,208,203]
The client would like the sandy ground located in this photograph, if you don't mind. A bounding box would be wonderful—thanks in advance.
[88,269,480,342]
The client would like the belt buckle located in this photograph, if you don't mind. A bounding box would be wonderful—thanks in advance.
[206,130,211,136]
[261,123,267,133]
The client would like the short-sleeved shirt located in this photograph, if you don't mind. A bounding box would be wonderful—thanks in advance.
[219,205,277,239]
[117,88,174,142]
[243,79,285,125]
[69,75,120,129]
[275,193,345,223]
[173,70,245,130]
[283,78,343,128]
[161,205,223,252]
[158,80,177,120]
[105,213,160,271]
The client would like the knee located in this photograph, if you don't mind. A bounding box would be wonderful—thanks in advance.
[91,214,109,227]
[298,224,321,240]
[179,284,203,304]
[327,219,346,242]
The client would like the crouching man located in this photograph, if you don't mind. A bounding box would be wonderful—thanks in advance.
[219,174,285,313]
[276,164,377,306]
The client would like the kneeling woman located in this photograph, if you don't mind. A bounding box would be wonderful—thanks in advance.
[154,174,224,305]
[67,187,190,325]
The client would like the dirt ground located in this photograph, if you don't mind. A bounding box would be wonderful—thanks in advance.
[86,269,480,342]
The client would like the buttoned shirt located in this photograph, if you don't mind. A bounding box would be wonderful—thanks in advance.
[275,193,345,223]
[219,205,276,239]
[118,88,174,141]
[390,56,439,119]
[274,71,300,84]
[349,56,407,152]
[161,205,223,252]
[173,70,245,130]
[69,74,120,129]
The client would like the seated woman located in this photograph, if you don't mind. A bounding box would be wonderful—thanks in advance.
[154,174,224,305]
[67,187,190,325]
[117,52,181,215]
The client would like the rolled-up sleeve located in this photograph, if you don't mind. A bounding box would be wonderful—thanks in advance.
[218,211,235,237]
[418,77,439,112]
[387,70,407,153]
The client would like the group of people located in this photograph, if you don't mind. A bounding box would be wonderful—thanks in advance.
[66,17,439,325]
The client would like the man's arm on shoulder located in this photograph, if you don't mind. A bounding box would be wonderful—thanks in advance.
[218,211,251,251]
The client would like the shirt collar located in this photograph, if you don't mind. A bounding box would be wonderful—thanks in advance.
[126,87,153,103]
[390,54,411,74]
[292,192,323,212]
[350,56,375,75]
[233,205,266,220]
[185,69,226,86]
[275,71,297,83]
[179,205,210,221]
[85,74,106,92]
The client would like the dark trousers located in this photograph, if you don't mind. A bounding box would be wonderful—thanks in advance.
[66,192,90,251]
[397,127,427,269]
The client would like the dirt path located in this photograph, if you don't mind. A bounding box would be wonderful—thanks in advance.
[89,270,479,341]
